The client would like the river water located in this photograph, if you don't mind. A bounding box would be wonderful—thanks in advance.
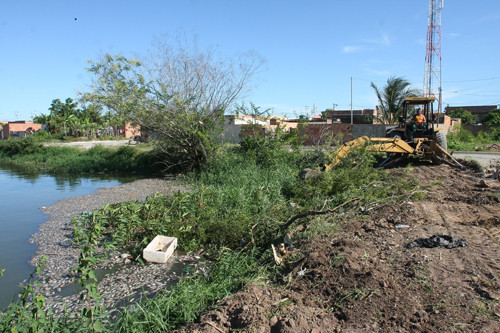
[0,164,136,309]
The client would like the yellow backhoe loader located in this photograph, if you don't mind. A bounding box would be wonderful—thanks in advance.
[326,97,463,170]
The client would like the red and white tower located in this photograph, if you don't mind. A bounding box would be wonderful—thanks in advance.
[423,0,443,115]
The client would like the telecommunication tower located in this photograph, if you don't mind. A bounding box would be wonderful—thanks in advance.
[423,0,443,115]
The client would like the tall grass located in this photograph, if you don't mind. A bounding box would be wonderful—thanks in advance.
[112,249,264,332]
[0,138,161,175]
[1,136,423,332]
[447,126,500,151]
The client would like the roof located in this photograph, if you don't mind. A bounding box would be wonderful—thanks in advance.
[404,97,436,104]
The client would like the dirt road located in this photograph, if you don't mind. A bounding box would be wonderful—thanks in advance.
[43,140,131,149]
[183,164,500,332]
[454,151,500,168]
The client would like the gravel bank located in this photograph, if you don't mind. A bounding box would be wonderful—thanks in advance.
[28,177,197,313]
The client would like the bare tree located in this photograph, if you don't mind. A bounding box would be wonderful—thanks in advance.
[83,36,265,171]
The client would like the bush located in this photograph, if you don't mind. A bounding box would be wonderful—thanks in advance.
[0,137,45,157]
[482,109,500,125]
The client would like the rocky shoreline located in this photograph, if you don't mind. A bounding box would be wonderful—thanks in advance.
[28,177,200,314]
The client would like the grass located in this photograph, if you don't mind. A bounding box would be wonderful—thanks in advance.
[1,136,426,331]
[447,126,500,151]
[112,249,265,332]
[0,137,161,175]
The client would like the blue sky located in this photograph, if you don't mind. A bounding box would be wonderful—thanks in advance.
[1,0,499,121]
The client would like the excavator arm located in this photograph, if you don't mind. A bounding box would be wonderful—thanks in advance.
[325,136,463,170]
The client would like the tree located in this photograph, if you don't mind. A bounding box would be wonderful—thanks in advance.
[371,76,419,124]
[83,36,264,171]
[482,109,500,125]
[447,108,478,125]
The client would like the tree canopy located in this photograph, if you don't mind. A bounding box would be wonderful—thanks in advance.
[83,36,264,171]
[371,76,419,124]
[447,108,478,125]
[34,98,105,137]
[482,109,500,125]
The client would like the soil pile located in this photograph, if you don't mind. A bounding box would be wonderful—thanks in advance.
[181,164,500,332]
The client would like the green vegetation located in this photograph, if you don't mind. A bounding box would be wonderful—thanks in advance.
[0,137,161,175]
[483,108,500,125]
[1,132,425,331]
[34,98,111,138]
[447,125,500,151]
[371,76,420,124]
[447,108,478,125]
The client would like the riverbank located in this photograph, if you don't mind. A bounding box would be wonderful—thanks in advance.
[29,177,190,313]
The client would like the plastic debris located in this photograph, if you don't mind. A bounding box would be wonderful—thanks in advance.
[395,224,411,229]
[407,235,467,249]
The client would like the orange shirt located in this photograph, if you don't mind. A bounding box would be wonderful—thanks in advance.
[415,114,425,125]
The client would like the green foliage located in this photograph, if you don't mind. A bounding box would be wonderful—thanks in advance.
[0,140,161,175]
[112,249,264,332]
[371,76,420,124]
[447,108,478,125]
[294,147,420,212]
[0,137,45,157]
[72,147,304,255]
[34,98,107,138]
[482,109,500,125]
[447,125,500,150]
[1,135,425,332]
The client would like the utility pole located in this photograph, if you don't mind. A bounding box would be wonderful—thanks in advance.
[423,0,443,122]
[350,76,353,124]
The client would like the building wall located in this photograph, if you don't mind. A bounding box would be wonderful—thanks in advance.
[462,124,500,136]
[302,123,353,145]
[124,122,141,138]
[2,122,42,139]
[351,124,388,138]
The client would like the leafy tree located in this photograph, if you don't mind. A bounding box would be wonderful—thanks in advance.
[482,109,500,125]
[371,76,419,124]
[34,98,106,137]
[447,108,478,125]
[83,36,264,171]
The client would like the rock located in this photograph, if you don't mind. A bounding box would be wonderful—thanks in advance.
[299,168,321,180]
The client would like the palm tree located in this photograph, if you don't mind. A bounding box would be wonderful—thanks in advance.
[371,76,420,124]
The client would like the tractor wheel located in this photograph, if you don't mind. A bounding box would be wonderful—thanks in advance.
[435,131,447,150]
[435,131,447,158]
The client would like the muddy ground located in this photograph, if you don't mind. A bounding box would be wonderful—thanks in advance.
[180,162,500,333]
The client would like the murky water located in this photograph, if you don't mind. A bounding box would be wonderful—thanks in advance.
[0,164,137,309]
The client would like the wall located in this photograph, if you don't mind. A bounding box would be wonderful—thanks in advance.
[124,122,141,139]
[463,124,500,136]
[302,123,352,145]
[351,124,388,138]
[2,122,42,139]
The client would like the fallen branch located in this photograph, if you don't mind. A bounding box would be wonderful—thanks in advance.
[204,321,225,333]
[280,198,358,230]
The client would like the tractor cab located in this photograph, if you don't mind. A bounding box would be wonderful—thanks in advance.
[388,96,436,140]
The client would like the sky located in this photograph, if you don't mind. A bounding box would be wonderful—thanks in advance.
[1,0,499,121]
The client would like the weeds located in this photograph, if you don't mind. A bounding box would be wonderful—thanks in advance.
[2,132,426,331]
[447,126,500,151]
[0,137,161,175]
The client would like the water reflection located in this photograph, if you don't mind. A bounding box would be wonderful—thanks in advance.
[0,163,140,309]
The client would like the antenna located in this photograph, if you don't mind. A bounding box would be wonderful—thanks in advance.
[423,0,443,115]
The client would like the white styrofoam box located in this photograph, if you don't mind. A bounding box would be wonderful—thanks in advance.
[143,235,178,264]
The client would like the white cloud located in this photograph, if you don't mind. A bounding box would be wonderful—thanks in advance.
[342,45,363,53]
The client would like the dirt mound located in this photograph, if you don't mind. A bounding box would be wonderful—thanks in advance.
[181,165,500,333]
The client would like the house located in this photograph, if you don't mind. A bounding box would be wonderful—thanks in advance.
[223,115,270,143]
[2,121,42,139]
[445,105,499,123]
